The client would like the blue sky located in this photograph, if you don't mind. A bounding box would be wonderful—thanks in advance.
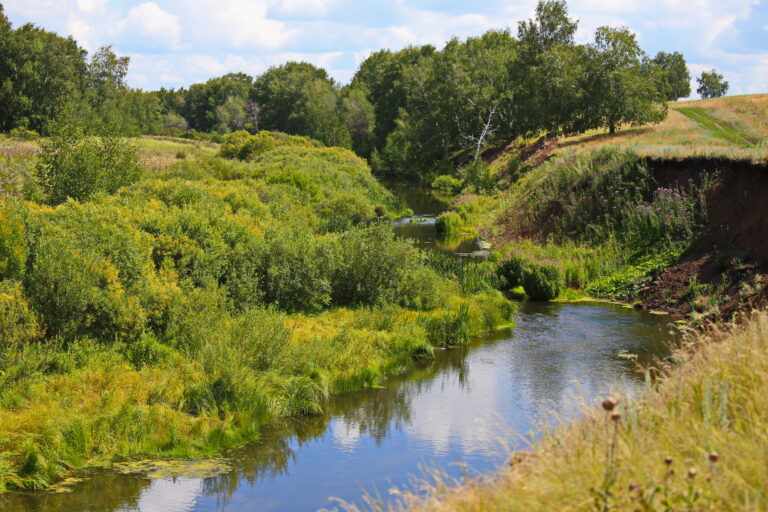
[4,0,767,97]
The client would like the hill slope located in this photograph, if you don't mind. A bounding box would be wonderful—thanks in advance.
[557,94,768,162]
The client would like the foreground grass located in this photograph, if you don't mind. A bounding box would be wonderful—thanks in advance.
[370,311,768,511]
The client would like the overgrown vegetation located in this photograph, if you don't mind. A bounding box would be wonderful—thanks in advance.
[0,128,513,492]
[486,148,711,301]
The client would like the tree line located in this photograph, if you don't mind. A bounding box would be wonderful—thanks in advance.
[1,1,731,179]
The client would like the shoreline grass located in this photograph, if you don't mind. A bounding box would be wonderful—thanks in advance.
[375,310,768,512]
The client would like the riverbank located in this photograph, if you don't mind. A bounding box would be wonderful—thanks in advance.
[391,309,767,511]
[394,97,768,511]
[1,302,671,511]
[0,134,515,493]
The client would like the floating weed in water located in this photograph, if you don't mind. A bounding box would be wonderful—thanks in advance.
[112,459,231,480]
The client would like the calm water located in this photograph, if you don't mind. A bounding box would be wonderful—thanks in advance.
[3,302,672,512]
[2,184,674,511]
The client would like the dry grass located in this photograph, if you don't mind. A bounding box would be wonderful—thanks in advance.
[133,136,219,171]
[0,135,219,172]
[558,94,768,163]
[363,311,768,512]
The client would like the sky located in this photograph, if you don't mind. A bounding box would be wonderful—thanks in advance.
[3,0,768,97]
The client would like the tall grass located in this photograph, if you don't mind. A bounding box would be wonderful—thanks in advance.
[495,148,710,300]
[0,132,515,492]
[353,310,768,511]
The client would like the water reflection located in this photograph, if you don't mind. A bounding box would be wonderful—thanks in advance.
[1,302,672,512]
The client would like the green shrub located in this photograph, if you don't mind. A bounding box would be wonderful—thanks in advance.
[0,280,40,347]
[431,175,463,195]
[0,201,27,280]
[317,192,376,232]
[259,227,333,313]
[460,160,496,194]
[330,224,434,308]
[36,129,141,204]
[436,211,464,237]
[219,130,322,161]
[8,127,39,141]
[523,264,562,301]
[497,256,527,291]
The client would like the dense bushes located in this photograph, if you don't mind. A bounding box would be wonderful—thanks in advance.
[36,129,141,204]
[219,130,322,161]
[509,149,706,252]
[0,201,27,280]
[0,280,39,346]
[522,264,562,301]
[0,129,515,491]
[497,255,562,301]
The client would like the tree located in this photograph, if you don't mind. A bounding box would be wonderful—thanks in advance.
[652,51,691,100]
[0,23,87,133]
[351,46,435,151]
[697,70,729,99]
[252,62,350,147]
[181,73,254,132]
[517,0,577,60]
[583,26,667,134]
[341,86,376,158]
[216,96,258,133]
[514,0,582,136]
[87,46,129,102]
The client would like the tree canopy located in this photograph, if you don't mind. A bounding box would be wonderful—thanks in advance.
[0,0,691,178]
[697,70,729,99]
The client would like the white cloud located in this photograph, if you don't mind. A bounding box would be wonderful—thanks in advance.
[169,0,294,50]
[120,2,182,49]
[76,0,106,14]
[269,0,337,17]
[66,17,95,50]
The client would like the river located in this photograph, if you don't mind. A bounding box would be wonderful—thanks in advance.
[1,186,674,512]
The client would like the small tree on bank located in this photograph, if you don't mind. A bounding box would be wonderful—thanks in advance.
[697,70,729,99]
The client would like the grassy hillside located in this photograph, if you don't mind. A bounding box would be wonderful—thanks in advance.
[558,95,768,162]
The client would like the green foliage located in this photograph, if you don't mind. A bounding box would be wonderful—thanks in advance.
[697,70,729,99]
[583,26,667,134]
[435,211,465,238]
[36,127,141,204]
[511,149,703,252]
[460,160,497,193]
[180,73,254,132]
[0,21,86,134]
[252,62,351,147]
[431,175,463,195]
[586,249,681,300]
[219,130,322,161]
[0,280,40,346]
[652,51,691,100]
[0,201,27,280]
[522,263,562,301]
[8,127,39,140]
[498,256,527,290]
